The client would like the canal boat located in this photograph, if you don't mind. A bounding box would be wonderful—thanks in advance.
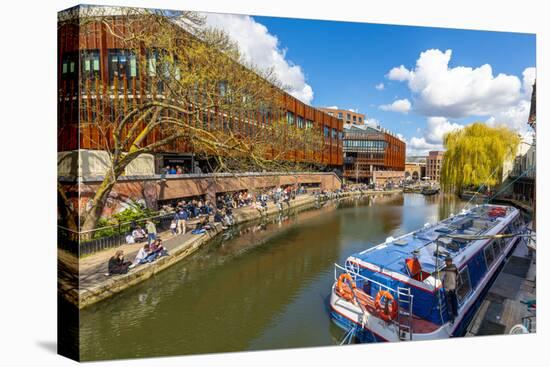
[330,204,526,342]
[421,186,440,195]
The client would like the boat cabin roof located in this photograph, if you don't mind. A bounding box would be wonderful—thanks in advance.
[352,204,518,276]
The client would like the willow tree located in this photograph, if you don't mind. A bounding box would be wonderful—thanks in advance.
[58,6,324,231]
[440,123,520,194]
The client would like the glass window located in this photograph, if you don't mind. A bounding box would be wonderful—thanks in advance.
[347,113,351,120]
[305,120,313,129]
[484,243,496,268]
[296,116,304,128]
[81,50,100,80]
[324,126,329,137]
[456,267,472,303]
[108,49,137,84]
[287,112,295,125]
[219,81,228,97]
[353,115,356,121]
[338,112,343,119]
[358,117,362,123]
[332,128,337,139]
[61,52,77,79]
[147,50,158,76]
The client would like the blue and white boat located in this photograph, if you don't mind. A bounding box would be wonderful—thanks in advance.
[330,204,526,342]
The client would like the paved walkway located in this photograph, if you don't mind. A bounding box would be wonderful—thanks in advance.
[81,195,311,282]
[58,189,402,308]
[466,235,536,336]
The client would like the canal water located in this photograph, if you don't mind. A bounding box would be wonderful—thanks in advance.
[79,193,465,360]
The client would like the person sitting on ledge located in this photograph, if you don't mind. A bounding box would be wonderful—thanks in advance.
[149,239,169,259]
[213,210,224,224]
[132,226,146,243]
[130,243,151,268]
[108,250,132,275]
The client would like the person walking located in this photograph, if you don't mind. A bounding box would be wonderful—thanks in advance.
[145,220,157,246]
[442,256,459,323]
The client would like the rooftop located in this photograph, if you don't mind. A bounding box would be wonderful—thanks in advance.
[352,204,518,276]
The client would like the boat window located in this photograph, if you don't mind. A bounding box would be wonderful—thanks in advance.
[484,243,495,269]
[493,238,503,255]
[456,267,472,303]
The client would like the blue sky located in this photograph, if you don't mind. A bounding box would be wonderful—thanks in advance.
[205,13,536,155]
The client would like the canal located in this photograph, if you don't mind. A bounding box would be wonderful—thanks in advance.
[78,193,466,360]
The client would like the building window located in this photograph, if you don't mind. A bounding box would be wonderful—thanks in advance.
[305,120,313,129]
[108,49,138,85]
[456,267,472,303]
[332,128,337,139]
[61,52,77,79]
[358,117,362,123]
[347,113,351,120]
[296,116,304,128]
[338,112,343,119]
[219,81,228,97]
[287,111,295,126]
[353,115,357,122]
[324,126,329,138]
[81,50,100,80]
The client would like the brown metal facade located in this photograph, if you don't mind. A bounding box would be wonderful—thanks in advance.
[57,15,343,168]
[342,125,405,182]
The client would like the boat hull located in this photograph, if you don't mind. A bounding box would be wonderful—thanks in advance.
[330,235,523,343]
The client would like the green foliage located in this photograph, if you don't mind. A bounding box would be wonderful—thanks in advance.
[440,122,520,194]
[91,202,156,240]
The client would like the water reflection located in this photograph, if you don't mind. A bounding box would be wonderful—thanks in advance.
[79,193,464,360]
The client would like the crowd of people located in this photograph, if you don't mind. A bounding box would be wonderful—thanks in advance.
[108,185,321,276]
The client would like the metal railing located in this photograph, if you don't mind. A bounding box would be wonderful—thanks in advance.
[333,262,414,340]
[58,212,176,257]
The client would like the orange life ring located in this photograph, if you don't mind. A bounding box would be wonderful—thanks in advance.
[336,273,356,302]
[374,290,398,322]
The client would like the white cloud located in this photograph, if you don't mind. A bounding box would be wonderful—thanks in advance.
[375,83,385,90]
[204,13,314,104]
[348,108,359,113]
[404,116,463,156]
[365,118,380,127]
[522,67,536,98]
[387,65,413,81]
[387,49,536,135]
[325,106,339,110]
[407,136,442,155]
[379,98,411,114]
[424,116,464,145]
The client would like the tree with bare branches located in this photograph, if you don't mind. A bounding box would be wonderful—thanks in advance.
[58,6,325,231]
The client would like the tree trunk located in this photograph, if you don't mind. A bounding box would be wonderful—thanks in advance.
[57,183,78,231]
[80,169,119,232]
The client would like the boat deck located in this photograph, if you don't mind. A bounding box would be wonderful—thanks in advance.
[354,205,517,276]
[338,284,440,334]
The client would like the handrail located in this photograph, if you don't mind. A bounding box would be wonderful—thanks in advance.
[58,211,175,235]
[334,262,397,294]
